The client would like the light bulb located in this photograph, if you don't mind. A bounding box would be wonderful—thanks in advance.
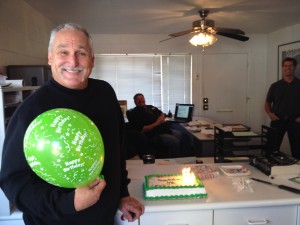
[189,32,218,47]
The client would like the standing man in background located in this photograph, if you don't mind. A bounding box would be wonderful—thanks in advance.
[265,57,300,159]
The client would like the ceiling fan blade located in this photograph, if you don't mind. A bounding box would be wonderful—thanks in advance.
[217,32,249,41]
[214,27,245,35]
[160,6,250,44]
[159,36,177,43]
[169,28,194,37]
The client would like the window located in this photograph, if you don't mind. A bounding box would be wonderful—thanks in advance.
[90,54,192,113]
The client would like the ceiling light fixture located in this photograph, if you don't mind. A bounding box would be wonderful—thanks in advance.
[189,32,218,47]
[189,18,218,47]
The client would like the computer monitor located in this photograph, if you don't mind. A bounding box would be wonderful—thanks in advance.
[174,103,194,123]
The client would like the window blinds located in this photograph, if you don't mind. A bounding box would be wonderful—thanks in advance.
[91,54,192,113]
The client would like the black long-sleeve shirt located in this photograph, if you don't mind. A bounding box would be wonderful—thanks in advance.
[0,78,129,225]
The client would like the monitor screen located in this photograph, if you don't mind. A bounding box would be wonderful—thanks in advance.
[174,103,194,122]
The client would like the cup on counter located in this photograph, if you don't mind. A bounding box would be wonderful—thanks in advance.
[142,154,155,164]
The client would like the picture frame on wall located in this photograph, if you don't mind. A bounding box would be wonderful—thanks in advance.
[118,100,127,117]
[278,40,300,79]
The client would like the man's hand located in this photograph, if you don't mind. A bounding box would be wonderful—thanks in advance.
[119,196,145,222]
[74,177,106,211]
[143,113,166,132]
[268,112,280,121]
[265,102,279,121]
[156,113,166,124]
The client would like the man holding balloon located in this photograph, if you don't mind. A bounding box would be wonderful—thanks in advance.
[0,23,144,225]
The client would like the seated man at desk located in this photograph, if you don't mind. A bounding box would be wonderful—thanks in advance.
[127,93,182,158]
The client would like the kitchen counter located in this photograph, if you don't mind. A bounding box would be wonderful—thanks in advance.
[116,157,300,225]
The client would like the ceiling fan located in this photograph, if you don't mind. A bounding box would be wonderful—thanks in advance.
[160,9,249,45]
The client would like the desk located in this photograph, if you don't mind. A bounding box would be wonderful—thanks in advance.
[118,158,300,225]
[180,117,221,157]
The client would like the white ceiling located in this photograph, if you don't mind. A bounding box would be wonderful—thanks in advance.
[24,0,300,37]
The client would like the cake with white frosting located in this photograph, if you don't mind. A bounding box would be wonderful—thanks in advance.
[144,171,207,200]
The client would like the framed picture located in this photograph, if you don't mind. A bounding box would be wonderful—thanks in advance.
[118,100,127,117]
[120,105,127,117]
[278,40,300,79]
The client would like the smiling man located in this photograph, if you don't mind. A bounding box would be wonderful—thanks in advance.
[0,23,144,225]
[265,57,300,159]
[48,26,94,89]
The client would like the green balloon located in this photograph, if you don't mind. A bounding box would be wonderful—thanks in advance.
[23,108,105,188]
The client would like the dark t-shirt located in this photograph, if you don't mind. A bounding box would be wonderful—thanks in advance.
[128,105,171,137]
[266,77,300,118]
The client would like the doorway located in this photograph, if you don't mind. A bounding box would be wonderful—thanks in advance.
[201,52,249,125]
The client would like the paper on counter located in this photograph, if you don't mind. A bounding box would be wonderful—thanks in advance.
[201,129,214,135]
[187,120,210,126]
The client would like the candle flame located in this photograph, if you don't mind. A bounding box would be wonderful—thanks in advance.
[182,167,195,185]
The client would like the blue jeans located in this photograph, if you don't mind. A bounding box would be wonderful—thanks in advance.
[158,129,182,158]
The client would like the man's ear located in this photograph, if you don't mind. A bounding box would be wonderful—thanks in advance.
[91,55,95,68]
[48,52,52,65]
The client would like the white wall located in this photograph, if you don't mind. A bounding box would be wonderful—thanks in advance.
[0,0,54,73]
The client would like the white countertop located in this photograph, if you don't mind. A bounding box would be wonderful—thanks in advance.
[126,157,300,213]
[3,157,299,224]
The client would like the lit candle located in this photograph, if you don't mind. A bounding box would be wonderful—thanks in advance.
[182,167,195,185]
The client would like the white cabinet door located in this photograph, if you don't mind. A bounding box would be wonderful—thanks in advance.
[114,210,139,225]
[0,220,25,225]
[214,205,297,225]
[297,205,300,225]
[141,210,213,225]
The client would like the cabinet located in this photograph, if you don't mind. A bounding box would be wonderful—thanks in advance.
[140,210,213,225]
[135,206,298,225]
[114,210,139,225]
[214,206,297,225]
[297,205,300,225]
[0,211,25,225]
[214,126,264,163]
[0,80,39,218]
[122,160,300,225]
